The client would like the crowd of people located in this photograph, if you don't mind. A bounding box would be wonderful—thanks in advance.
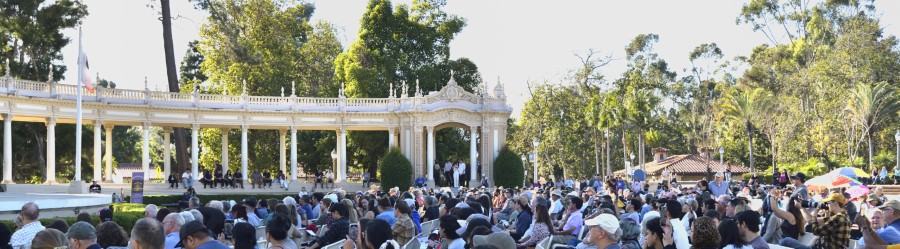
[6,168,900,249]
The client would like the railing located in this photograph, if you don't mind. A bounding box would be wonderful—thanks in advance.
[0,77,510,112]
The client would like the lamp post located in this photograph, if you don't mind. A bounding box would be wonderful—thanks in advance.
[719,146,724,165]
[330,149,338,176]
[604,130,610,179]
[532,138,540,184]
[521,155,528,186]
[629,152,635,181]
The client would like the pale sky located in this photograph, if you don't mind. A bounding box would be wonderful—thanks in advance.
[60,1,900,117]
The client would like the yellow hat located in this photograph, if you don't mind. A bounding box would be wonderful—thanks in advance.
[821,193,846,204]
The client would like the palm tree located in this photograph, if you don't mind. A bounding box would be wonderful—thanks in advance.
[721,87,772,173]
[846,82,899,169]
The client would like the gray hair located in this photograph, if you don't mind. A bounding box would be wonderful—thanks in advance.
[189,197,201,208]
[283,197,297,207]
[180,211,194,223]
[21,202,39,221]
[208,201,223,212]
[164,212,185,227]
[189,209,204,223]
[131,218,165,249]
[607,227,624,241]
[145,204,158,217]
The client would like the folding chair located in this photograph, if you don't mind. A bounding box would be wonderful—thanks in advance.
[323,239,346,249]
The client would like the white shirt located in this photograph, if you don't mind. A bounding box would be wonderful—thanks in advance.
[447,238,465,249]
[458,163,466,173]
[182,172,191,180]
[722,245,753,249]
[550,199,563,215]
[669,218,690,249]
[9,221,44,248]
[444,162,452,172]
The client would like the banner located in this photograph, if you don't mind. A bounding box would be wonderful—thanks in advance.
[131,172,144,204]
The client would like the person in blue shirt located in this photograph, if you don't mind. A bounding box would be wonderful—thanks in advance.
[375,197,397,226]
[309,193,324,220]
[872,200,900,245]
[300,196,314,220]
[709,172,730,197]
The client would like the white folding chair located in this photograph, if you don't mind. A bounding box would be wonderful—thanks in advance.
[767,244,791,249]
[403,237,421,249]
[323,239,346,249]
[798,232,816,246]
[255,226,266,241]
[536,236,552,249]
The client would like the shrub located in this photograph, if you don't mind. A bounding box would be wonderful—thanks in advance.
[379,147,413,190]
[493,146,524,188]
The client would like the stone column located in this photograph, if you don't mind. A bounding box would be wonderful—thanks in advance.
[470,126,477,183]
[163,128,171,181]
[290,126,298,180]
[45,117,56,184]
[279,129,286,175]
[388,128,395,149]
[2,114,11,184]
[142,121,151,178]
[105,125,113,182]
[221,128,229,170]
[426,126,435,183]
[93,121,102,182]
[191,124,199,183]
[339,127,347,182]
[241,124,248,185]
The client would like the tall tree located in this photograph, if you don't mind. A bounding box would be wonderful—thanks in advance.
[155,0,191,174]
[720,87,772,172]
[846,82,899,169]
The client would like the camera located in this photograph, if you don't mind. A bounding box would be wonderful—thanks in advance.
[800,200,820,209]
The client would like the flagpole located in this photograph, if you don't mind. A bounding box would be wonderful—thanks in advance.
[74,26,83,182]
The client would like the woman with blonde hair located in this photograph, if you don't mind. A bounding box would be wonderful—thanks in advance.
[342,198,359,223]
[30,228,69,249]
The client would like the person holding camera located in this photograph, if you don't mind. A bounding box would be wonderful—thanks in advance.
[779,193,851,249]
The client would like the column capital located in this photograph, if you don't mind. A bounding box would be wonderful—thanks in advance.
[105,124,115,131]
[164,127,172,133]
[426,126,434,132]
[45,117,56,126]
[192,123,200,130]
[241,124,250,130]
[290,125,297,132]
[2,113,12,121]
[94,120,102,127]
[142,121,152,128]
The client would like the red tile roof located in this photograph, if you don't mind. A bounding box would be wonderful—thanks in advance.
[614,154,750,176]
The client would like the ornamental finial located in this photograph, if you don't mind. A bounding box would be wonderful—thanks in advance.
[281,87,284,97]
[4,58,9,77]
[291,81,296,96]
[242,79,247,95]
[47,65,53,82]
[339,82,345,97]
[415,79,421,96]
[144,76,149,90]
[389,82,394,98]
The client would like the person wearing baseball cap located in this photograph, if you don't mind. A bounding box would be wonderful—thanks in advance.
[789,172,808,201]
[709,172,729,197]
[781,193,850,249]
[872,200,900,245]
[549,189,563,218]
[473,232,516,249]
[66,221,99,249]
[177,220,228,249]
[582,214,621,249]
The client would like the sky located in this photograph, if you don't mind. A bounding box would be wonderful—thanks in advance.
[60,0,900,118]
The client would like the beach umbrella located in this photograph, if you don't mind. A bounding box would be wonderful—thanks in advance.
[845,185,870,199]
[838,167,871,178]
[807,169,863,191]
[633,169,646,182]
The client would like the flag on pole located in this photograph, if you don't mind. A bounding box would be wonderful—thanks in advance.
[79,47,93,93]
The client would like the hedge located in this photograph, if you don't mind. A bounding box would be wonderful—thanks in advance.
[379,147,413,190]
[0,203,145,233]
[493,146,524,188]
[125,194,299,206]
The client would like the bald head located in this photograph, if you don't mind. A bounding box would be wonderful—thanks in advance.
[21,202,39,222]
